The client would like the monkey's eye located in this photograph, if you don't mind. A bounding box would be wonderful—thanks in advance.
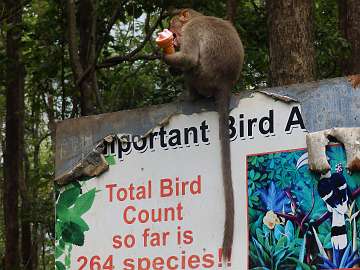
[173,33,177,38]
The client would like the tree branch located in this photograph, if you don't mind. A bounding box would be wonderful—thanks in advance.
[96,0,126,52]
[76,4,163,86]
[352,186,360,198]
[250,0,262,16]
[110,61,147,110]
[300,186,315,229]
[97,52,160,68]
[98,9,165,68]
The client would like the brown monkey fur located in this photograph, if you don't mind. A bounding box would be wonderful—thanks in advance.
[163,8,244,261]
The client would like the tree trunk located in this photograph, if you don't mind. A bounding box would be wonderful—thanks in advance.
[338,0,360,75]
[79,0,98,115]
[21,202,33,270]
[67,0,100,116]
[32,223,39,270]
[41,226,46,270]
[267,0,316,86]
[226,0,237,24]
[20,154,33,270]
[4,0,24,269]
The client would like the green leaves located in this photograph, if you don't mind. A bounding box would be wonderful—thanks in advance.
[58,187,81,208]
[285,220,294,243]
[72,216,90,232]
[55,261,66,270]
[105,155,116,165]
[250,225,301,270]
[56,185,97,268]
[62,222,85,246]
[73,188,96,216]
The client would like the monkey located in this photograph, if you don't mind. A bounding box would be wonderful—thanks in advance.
[162,8,244,261]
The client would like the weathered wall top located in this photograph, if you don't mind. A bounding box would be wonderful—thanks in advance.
[55,76,360,180]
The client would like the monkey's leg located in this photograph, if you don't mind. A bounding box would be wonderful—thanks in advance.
[177,80,202,101]
[177,90,200,101]
[187,86,202,101]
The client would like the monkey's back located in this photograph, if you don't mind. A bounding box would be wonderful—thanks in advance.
[182,16,244,95]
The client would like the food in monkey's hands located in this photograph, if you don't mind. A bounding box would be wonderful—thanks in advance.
[156,29,175,55]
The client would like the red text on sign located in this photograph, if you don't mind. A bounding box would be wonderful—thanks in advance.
[122,203,184,225]
[160,175,202,198]
[77,255,114,270]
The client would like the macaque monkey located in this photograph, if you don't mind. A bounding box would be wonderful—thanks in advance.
[163,8,244,260]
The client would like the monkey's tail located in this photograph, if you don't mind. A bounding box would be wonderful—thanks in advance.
[216,91,234,262]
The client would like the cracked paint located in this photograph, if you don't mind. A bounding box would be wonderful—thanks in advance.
[56,141,109,185]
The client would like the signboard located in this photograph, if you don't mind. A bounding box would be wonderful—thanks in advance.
[55,92,360,270]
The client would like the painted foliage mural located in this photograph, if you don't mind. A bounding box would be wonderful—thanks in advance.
[247,145,360,270]
[55,182,97,269]
[55,156,117,270]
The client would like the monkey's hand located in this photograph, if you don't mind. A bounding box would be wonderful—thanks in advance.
[163,52,197,71]
[160,52,181,75]
[348,74,360,89]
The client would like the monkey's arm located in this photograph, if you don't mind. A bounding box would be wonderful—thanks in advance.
[164,52,198,71]
[164,25,199,71]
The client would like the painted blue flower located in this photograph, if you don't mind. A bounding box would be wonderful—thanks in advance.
[319,244,360,269]
[258,181,291,213]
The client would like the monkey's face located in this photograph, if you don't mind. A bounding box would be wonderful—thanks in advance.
[169,9,191,48]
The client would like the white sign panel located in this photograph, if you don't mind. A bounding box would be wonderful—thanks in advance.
[56,92,360,270]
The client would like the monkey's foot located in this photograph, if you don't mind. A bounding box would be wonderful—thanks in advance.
[306,128,360,173]
[177,91,191,102]
[348,74,360,89]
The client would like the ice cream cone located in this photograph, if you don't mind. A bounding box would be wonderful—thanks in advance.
[156,29,175,54]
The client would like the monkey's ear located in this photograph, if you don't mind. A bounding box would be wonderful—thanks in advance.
[179,9,190,22]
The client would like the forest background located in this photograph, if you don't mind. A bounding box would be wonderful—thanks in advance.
[0,0,359,269]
